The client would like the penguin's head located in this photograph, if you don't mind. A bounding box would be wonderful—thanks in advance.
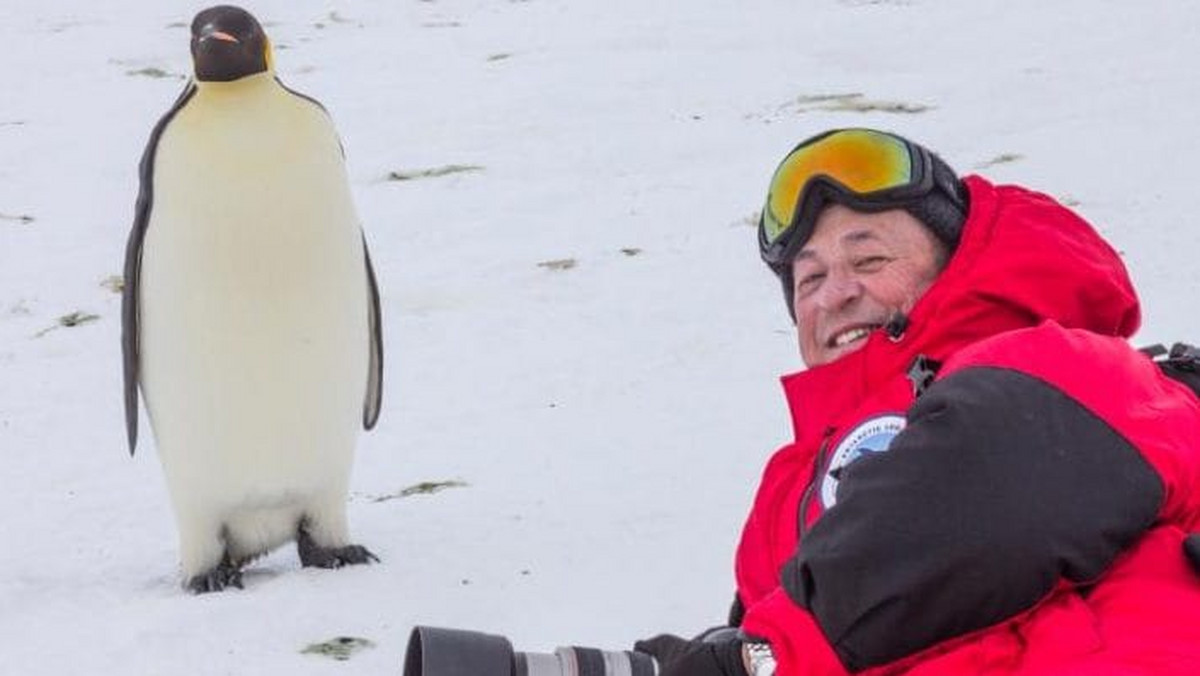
[190,5,273,83]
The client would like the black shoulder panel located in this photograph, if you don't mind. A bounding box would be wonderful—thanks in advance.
[781,366,1163,671]
[122,83,197,455]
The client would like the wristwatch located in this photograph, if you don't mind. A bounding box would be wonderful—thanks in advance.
[745,641,776,676]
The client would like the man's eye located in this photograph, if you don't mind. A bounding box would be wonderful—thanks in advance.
[855,256,889,271]
[795,272,825,295]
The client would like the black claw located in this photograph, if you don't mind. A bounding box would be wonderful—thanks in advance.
[185,556,243,594]
[297,527,379,569]
[338,544,381,565]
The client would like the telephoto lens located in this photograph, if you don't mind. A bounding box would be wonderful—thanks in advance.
[404,626,657,676]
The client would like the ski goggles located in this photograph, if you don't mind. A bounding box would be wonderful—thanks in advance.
[758,128,942,267]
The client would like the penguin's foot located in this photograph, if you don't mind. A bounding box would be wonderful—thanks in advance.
[297,528,380,569]
[185,555,244,594]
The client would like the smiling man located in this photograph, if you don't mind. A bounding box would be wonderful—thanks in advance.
[789,205,945,366]
[637,129,1200,675]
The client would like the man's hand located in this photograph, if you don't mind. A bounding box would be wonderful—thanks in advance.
[633,634,748,676]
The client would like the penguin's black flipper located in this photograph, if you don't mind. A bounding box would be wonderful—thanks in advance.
[362,238,384,430]
[122,83,197,456]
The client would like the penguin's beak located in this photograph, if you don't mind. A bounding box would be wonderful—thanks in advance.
[199,28,240,44]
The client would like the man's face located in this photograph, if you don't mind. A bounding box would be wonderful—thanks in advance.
[791,204,946,367]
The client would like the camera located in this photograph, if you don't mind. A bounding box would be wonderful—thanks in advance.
[403,625,657,676]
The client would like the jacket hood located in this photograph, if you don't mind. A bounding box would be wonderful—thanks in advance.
[781,175,1140,440]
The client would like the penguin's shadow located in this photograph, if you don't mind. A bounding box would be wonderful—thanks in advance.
[137,563,289,596]
[232,565,290,591]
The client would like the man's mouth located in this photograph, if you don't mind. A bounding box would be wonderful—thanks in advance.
[828,324,882,348]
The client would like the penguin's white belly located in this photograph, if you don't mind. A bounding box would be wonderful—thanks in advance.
[140,82,368,566]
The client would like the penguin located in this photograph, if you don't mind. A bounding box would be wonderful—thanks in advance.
[122,5,384,593]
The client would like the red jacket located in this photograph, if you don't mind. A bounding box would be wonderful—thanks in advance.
[735,176,1200,674]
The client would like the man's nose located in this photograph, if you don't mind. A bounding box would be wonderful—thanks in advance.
[814,269,863,310]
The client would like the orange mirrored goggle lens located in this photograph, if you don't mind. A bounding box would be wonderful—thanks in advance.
[762,130,915,245]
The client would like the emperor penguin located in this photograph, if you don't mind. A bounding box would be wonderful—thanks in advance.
[121,5,384,593]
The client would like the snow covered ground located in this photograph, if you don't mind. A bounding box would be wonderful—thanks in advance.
[2,1,1199,673]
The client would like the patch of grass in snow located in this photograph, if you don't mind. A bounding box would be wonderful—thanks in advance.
[537,258,577,271]
[34,311,100,338]
[794,93,931,114]
[387,165,484,181]
[752,93,931,122]
[101,275,125,294]
[126,67,186,80]
[975,153,1024,169]
[736,212,760,228]
[314,11,362,29]
[301,636,375,661]
[371,480,469,503]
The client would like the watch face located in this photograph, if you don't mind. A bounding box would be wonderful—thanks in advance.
[747,643,776,676]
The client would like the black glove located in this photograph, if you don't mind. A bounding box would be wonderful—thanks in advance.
[633,634,747,676]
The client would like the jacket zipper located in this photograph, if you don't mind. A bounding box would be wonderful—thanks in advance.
[797,426,837,541]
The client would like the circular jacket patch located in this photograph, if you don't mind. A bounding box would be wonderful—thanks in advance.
[820,414,906,508]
